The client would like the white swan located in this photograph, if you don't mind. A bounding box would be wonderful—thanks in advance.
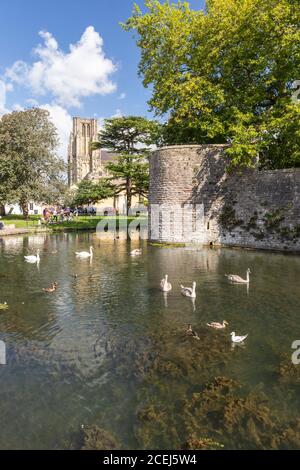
[231,332,248,343]
[225,268,251,284]
[131,249,142,256]
[24,249,40,264]
[181,282,196,298]
[75,246,93,259]
[160,274,172,292]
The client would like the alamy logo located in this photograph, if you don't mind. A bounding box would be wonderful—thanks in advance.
[0,340,6,365]
[95,203,205,242]
[291,340,300,365]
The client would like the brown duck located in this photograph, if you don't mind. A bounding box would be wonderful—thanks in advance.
[42,282,58,294]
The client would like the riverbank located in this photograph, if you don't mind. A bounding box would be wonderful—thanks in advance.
[0,215,141,237]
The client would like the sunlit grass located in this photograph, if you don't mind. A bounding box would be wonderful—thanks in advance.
[1,215,147,231]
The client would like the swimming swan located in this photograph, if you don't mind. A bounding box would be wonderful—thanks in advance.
[131,249,142,256]
[160,274,172,292]
[24,250,40,264]
[231,332,248,343]
[75,246,94,258]
[181,282,196,298]
[225,268,251,284]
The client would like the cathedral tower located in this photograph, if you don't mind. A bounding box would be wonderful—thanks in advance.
[68,117,102,187]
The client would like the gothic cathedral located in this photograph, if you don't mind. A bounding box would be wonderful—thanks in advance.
[67,117,103,187]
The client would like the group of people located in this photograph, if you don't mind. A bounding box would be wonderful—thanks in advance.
[42,207,76,224]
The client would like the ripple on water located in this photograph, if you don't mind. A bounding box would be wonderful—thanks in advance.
[0,233,300,449]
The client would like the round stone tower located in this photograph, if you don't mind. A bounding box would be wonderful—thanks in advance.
[148,144,229,244]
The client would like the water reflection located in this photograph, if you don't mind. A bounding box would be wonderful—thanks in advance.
[0,233,300,449]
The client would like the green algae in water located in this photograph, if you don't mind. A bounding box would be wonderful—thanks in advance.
[80,425,120,450]
[0,232,300,449]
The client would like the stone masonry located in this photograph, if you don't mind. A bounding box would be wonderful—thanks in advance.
[68,117,103,186]
[149,145,300,252]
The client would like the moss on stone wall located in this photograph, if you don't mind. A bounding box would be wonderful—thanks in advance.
[219,206,244,230]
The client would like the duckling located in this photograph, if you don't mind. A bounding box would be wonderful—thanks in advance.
[42,282,57,294]
[207,320,229,330]
[0,302,8,311]
[186,324,200,340]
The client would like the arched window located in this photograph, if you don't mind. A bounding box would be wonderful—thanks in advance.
[82,124,85,136]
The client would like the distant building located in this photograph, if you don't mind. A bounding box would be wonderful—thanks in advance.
[5,202,45,216]
[67,117,142,215]
[68,117,103,186]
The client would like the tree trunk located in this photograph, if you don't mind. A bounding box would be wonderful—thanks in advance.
[0,204,5,216]
[126,177,132,216]
[20,196,29,219]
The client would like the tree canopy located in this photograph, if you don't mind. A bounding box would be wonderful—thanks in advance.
[71,179,114,207]
[93,115,161,154]
[123,0,300,168]
[93,115,160,214]
[0,108,66,216]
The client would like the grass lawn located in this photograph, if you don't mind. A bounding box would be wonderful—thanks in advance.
[0,215,40,228]
[1,215,147,231]
[50,215,142,231]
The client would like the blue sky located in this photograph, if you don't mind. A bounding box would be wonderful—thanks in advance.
[0,0,206,158]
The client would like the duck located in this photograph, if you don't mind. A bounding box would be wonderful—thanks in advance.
[0,302,8,311]
[207,320,229,329]
[186,324,200,340]
[231,331,248,343]
[24,249,40,264]
[225,268,251,284]
[42,282,58,294]
[181,282,196,298]
[160,274,172,292]
[75,246,93,259]
[131,249,142,256]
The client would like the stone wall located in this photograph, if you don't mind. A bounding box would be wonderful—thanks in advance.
[149,145,300,252]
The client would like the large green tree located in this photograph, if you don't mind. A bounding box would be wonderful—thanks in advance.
[124,0,300,169]
[93,116,160,214]
[72,179,114,207]
[105,154,149,210]
[0,108,66,217]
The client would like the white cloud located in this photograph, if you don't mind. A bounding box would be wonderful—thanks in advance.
[5,83,14,92]
[5,26,117,108]
[97,117,105,130]
[0,80,9,115]
[97,109,125,131]
[12,103,24,111]
[118,92,126,100]
[26,98,39,106]
[41,104,72,160]
[112,108,123,118]
[0,78,71,159]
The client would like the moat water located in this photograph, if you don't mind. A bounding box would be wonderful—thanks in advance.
[0,232,300,449]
